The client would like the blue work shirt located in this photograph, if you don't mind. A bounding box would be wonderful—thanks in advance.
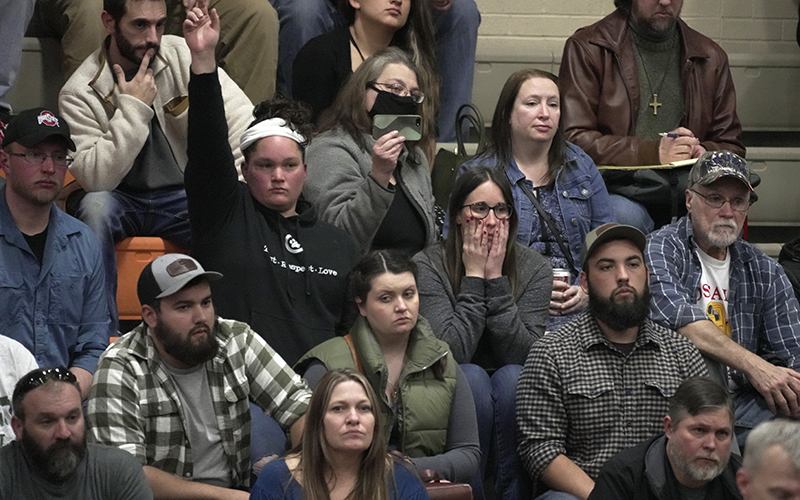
[0,186,110,373]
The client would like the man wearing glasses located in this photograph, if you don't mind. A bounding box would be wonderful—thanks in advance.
[0,108,111,400]
[0,367,152,499]
[646,150,800,448]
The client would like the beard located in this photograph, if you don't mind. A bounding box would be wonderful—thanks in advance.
[667,437,728,483]
[153,317,219,366]
[631,2,679,34]
[706,220,739,248]
[114,25,160,67]
[588,280,652,331]
[20,428,87,483]
[8,175,62,207]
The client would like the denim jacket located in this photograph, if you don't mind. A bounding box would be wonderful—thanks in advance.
[0,186,111,372]
[460,142,616,276]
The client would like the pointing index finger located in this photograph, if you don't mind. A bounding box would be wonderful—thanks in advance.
[138,48,155,75]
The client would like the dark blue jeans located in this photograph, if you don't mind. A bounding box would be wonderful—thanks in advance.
[69,187,191,325]
[461,364,532,500]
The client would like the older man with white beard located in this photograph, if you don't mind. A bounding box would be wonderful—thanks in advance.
[646,151,800,447]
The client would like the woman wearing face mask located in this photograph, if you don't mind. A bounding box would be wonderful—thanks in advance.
[296,250,480,485]
[292,0,437,133]
[304,48,437,254]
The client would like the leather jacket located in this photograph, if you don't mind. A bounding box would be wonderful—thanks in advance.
[558,10,745,166]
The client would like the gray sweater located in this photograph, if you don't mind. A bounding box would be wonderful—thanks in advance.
[413,243,552,367]
[304,126,438,251]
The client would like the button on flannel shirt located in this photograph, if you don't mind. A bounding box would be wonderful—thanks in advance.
[516,312,707,485]
[646,216,800,388]
[87,318,311,489]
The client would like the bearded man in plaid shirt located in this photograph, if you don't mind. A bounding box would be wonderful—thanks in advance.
[516,223,708,500]
[87,254,311,500]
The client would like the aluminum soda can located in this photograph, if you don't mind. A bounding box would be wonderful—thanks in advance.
[552,268,571,283]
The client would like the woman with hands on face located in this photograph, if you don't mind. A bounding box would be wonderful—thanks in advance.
[457,69,616,332]
[413,166,551,500]
[304,48,437,254]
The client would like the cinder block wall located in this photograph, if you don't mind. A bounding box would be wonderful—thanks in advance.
[475,0,800,57]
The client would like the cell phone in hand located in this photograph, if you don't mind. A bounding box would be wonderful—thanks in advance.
[372,114,422,141]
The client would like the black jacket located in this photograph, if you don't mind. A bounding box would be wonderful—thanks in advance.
[588,434,742,500]
[185,70,360,365]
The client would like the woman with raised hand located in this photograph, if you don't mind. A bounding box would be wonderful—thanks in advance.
[251,369,429,500]
[459,69,616,331]
[296,250,480,486]
[304,48,437,255]
[414,165,551,500]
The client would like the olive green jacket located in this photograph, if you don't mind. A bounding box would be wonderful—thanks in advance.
[297,315,456,458]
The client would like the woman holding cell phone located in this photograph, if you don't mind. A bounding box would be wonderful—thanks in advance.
[304,48,437,255]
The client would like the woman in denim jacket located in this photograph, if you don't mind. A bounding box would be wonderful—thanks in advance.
[459,69,616,331]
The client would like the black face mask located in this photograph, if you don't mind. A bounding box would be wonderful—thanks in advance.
[368,89,419,118]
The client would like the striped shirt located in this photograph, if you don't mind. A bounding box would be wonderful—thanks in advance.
[516,312,707,485]
[87,318,311,489]
[646,215,800,388]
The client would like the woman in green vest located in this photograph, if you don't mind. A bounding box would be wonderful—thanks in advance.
[296,249,480,486]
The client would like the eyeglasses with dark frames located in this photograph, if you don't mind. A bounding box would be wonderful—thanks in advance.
[368,82,425,104]
[8,151,74,167]
[689,189,751,213]
[460,202,513,220]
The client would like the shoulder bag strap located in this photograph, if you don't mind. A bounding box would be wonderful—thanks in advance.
[518,181,579,277]
[343,334,364,375]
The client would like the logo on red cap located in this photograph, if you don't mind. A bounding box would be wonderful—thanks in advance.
[37,111,59,128]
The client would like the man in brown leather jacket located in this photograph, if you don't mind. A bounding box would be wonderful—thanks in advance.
[559,0,745,168]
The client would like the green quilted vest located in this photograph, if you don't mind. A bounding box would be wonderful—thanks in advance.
[297,315,457,458]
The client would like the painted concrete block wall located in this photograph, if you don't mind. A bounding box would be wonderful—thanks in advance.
[475,0,800,57]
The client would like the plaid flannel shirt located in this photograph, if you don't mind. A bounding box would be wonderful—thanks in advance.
[646,216,800,388]
[516,312,707,484]
[87,318,311,489]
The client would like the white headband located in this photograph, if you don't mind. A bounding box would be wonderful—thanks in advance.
[239,118,306,153]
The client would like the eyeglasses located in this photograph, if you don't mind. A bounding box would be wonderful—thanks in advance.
[461,202,513,220]
[689,189,751,213]
[368,82,425,104]
[9,151,74,167]
[16,367,77,395]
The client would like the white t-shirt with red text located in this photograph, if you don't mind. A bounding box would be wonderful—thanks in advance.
[695,246,732,337]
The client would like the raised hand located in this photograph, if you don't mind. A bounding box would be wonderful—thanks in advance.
[114,49,157,106]
[183,0,219,73]
[370,130,404,188]
[484,218,508,280]
[461,216,489,278]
